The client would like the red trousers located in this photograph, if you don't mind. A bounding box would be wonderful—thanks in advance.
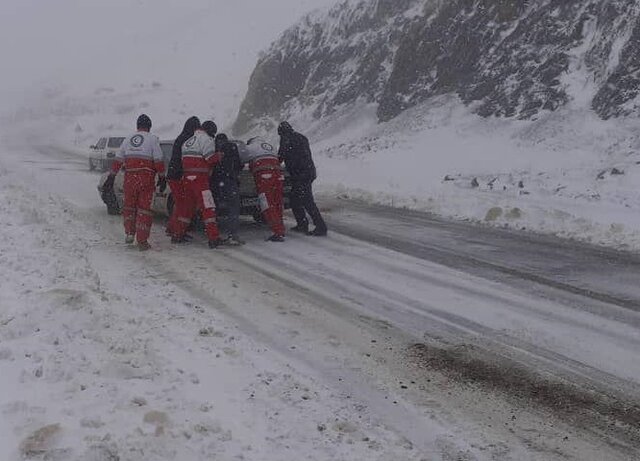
[252,165,285,237]
[123,171,155,243]
[175,174,220,241]
[167,178,194,237]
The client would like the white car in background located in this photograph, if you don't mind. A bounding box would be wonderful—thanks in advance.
[88,135,125,171]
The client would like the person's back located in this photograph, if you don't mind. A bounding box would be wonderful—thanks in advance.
[181,130,218,173]
[277,121,326,236]
[241,137,277,167]
[176,124,224,249]
[117,131,163,173]
[212,138,241,186]
[245,136,285,241]
[167,116,200,181]
[279,131,316,182]
[109,114,165,249]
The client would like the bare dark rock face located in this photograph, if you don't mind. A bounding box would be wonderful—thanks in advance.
[233,0,640,135]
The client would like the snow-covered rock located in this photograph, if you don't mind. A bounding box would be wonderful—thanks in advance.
[234,0,640,134]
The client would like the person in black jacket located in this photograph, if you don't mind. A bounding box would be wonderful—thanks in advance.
[277,121,327,236]
[210,132,244,245]
[166,116,200,241]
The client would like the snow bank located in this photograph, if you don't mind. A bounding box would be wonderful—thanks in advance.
[306,96,640,251]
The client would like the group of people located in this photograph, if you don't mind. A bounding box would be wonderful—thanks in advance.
[104,114,327,251]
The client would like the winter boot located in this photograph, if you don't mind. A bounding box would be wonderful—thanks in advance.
[138,241,151,251]
[171,235,188,244]
[125,234,135,244]
[290,224,309,234]
[266,234,285,242]
[223,235,244,246]
[208,239,224,249]
[307,227,328,237]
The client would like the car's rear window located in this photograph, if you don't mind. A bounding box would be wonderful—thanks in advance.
[107,137,125,148]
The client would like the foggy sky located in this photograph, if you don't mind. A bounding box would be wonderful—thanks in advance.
[0,0,337,113]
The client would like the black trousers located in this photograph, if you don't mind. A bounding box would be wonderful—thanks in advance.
[290,179,326,231]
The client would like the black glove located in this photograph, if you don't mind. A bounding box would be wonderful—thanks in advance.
[157,176,167,193]
[103,173,115,191]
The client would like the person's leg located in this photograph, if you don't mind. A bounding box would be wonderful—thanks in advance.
[167,179,184,236]
[174,177,197,240]
[270,172,285,235]
[289,180,309,230]
[215,183,231,237]
[122,174,137,241]
[135,175,156,247]
[225,182,242,239]
[194,176,220,245]
[303,180,327,234]
[256,171,285,237]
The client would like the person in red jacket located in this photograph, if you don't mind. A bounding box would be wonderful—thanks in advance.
[105,114,165,251]
[166,116,200,241]
[173,120,224,248]
[242,137,285,242]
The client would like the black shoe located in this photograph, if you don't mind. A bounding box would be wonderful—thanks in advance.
[223,235,245,246]
[307,228,327,237]
[266,234,285,242]
[183,233,194,241]
[171,236,188,244]
[290,224,309,233]
[208,239,224,249]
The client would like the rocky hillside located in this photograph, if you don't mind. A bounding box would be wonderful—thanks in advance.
[233,0,640,135]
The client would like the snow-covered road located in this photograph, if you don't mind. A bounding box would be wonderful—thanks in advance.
[1,144,639,460]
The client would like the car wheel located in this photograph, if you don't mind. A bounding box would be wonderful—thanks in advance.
[101,187,121,215]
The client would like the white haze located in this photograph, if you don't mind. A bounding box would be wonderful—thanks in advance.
[0,0,337,117]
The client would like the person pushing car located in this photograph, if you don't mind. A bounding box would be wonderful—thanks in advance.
[166,116,200,242]
[104,114,165,251]
[212,133,244,246]
[240,137,286,242]
[277,121,327,236]
[172,120,224,249]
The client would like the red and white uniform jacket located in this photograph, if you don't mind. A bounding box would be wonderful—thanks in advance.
[112,131,165,175]
[181,130,222,174]
[240,138,279,173]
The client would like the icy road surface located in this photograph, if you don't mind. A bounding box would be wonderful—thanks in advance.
[0,145,639,460]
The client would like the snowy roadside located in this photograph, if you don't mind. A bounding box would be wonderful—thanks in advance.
[0,154,420,460]
[305,98,640,252]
